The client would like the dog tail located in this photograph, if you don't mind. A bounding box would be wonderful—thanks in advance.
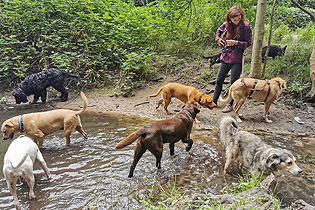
[219,115,238,148]
[115,129,145,149]
[149,87,163,98]
[219,86,233,105]
[75,92,88,115]
[11,151,29,169]
[62,71,79,80]
[202,55,211,59]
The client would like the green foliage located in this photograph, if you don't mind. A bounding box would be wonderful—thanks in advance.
[296,154,315,164]
[263,22,314,100]
[220,172,263,194]
[0,0,259,90]
[0,0,313,98]
[270,6,313,30]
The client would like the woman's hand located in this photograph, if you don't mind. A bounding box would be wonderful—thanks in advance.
[217,39,225,47]
[226,40,238,46]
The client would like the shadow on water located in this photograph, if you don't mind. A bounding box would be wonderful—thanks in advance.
[0,105,314,209]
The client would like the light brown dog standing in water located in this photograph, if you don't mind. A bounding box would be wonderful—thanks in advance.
[149,82,216,122]
[1,92,88,148]
[219,77,287,123]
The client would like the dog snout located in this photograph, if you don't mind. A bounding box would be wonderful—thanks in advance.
[297,166,302,174]
[290,165,302,175]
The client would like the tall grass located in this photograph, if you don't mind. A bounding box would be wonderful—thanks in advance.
[142,173,283,209]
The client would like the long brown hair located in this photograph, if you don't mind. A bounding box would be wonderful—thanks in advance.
[225,5,246,40]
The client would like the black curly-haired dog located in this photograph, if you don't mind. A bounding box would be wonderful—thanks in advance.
[13,68,79,104]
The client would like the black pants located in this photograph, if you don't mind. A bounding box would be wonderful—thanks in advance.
[213,62,242,105]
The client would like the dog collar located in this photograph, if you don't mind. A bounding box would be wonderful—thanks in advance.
[183,109,194,120]
[199,93,205,104]
[18,115,25,133]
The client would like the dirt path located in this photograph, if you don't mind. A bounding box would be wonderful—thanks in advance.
[1,73,314,135]
[54,77,314,136]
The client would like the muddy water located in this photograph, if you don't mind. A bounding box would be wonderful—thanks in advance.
[0,106,314,209]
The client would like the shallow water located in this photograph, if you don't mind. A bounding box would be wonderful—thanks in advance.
[0,106,314,209]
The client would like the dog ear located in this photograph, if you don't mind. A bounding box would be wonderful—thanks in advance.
[194,104,201,113]
[282,80,287,88]
[5,121,14,128]
[182,101,199,109]
[266,154,280,170]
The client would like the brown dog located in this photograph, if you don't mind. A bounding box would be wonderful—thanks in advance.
[115,102,200,178]
[1,92,88,148]
[149,83,215,122]
[219,77,287,123]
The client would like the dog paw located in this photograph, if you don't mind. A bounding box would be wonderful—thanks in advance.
[266,119,273,123]
[29,192,36,199]
[236,118,242,123]
[186,146,192,151]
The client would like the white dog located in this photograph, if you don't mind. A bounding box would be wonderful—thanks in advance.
[3,136,51,209]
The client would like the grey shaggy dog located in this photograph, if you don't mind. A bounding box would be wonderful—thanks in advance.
[219,115,302,192]
[12,68,79,104]
[219,115,302,186]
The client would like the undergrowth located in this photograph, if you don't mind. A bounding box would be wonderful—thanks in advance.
[142,173,283,209]
[0,0,313,98]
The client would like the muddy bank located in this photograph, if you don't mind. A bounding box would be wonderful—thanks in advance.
[47,78,315,136]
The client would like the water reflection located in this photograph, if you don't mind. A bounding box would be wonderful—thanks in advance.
[0,107,314,209]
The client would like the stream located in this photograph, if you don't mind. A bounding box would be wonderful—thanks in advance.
[0,106,314,209]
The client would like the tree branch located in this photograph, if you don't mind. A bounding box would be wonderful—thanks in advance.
[290,0,315,23]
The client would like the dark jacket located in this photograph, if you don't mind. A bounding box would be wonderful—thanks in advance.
[215,22,252,64]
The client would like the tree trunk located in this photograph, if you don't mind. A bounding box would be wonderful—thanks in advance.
[249,0,267,78]
[310,35,315,100]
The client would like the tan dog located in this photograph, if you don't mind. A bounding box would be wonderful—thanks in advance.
[115,102,200,178]
[219,115,302,192]
[1,92,88,148]
[219,77,287,123]
[149,83,216,122]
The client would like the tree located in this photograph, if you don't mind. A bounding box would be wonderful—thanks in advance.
[311,36,315,101]
[249,0,267,78]
[290,0,315,101]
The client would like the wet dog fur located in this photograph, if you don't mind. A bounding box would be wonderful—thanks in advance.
[1,92,88,148]
[219,115,302,191]
[115,102,200,178]
[12,68,79,104]
[219,77,287,123]
[3,136,51,209]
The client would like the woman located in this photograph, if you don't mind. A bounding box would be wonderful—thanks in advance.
[213,5,252,113]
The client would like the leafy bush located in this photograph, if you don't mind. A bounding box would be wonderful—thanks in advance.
[0,0,313,98]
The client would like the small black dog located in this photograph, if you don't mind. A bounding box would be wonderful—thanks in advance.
[262,45,287,62]
[203,53,222,67]
[13,68,79,104]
